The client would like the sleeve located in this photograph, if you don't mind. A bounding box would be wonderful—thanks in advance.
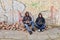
[35,18,38,23]
[29,16,32,21]
[23,17,25,21]
[42,18,45,24]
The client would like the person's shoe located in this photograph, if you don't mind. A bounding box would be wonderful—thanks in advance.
[37,29,40,32]
[40,29,44,32]
[29,31,32,35]
[32,28,35,32]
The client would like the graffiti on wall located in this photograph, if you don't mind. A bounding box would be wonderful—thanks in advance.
[0,0,60,25]
[0,0,26,24]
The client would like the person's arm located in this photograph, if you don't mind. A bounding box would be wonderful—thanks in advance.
[42,18,45,24]
[30,16,32,21]
[35,18,38,23]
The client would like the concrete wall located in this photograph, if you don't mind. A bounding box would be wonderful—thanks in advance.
[0,0,60,26]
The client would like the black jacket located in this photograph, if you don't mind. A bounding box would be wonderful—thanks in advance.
[35,17,45,25]
[23,16,32,24]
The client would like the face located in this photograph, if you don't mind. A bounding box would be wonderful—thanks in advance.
[39,15,42,18]
[26,13,29,16]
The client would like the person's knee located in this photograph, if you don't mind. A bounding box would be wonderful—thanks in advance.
[30,21,35,26]
[24,24,28,27]
[30,21,34,24]
[25,24,27,26]
[41,24,46,29]
[35,24,40,29]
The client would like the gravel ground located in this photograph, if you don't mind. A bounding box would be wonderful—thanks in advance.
[0,28,60,40]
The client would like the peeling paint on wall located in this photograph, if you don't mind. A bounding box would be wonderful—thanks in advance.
[0,0,25,24]
[0,0,60,25]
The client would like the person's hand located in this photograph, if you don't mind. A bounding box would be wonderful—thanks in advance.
[26,21,30,23]
[40,22,43,24]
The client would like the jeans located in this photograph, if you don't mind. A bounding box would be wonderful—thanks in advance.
[36,23,46,31]
[24,21,35,32]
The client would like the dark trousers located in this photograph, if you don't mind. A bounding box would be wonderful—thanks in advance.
[36,23,46,31]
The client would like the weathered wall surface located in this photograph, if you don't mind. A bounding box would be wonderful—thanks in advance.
[0,0,60,26]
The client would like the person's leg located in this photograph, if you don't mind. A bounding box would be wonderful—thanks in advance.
[30,21,35,28]
[41,24,45,29]
[24,24,32,35]
[24,24,32,32]
[35,23,40,29]
[35,23,42,31]
[30,21,35,31]
[40,24,46,31]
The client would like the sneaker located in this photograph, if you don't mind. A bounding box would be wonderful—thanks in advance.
[29,31,32,35]
[40,29,44,32]
[37,29,40,32]
[32,28,35,32]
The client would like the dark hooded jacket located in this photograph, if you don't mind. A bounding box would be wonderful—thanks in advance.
[35,17,45,25]
[23,16,32,24]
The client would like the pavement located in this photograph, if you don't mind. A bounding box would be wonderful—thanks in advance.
[0,27,60,40]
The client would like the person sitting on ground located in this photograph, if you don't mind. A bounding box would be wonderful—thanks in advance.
[23,11,35,35]
[35,13,46,32]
